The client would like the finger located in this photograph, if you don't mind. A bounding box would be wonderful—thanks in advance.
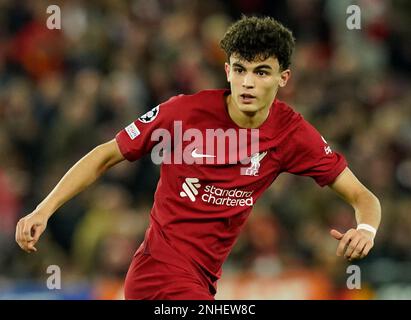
[330,229,344,240]
[16,220,22,245]
[27,236,37,252]
[20,220,33,253]
[360,241,374,259]
[345,236,362,259]
[16,221,25,250]
[336,229,355,256]
[28,225,43,252]
[18,220,28,251]
[27,241,37,252]
[22,220,34,242]
[32,224,44,242]
[349,238,368,260]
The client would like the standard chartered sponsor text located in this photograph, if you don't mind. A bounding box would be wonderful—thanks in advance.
[202,185,253,206]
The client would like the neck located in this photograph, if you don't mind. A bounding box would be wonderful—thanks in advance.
[226,95,271,129]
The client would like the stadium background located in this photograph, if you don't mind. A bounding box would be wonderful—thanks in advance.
[0,0,410,299]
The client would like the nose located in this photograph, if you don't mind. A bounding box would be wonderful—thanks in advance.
[242,74,255,88]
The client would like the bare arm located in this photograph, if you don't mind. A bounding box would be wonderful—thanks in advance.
[16,139,125,252]
[328,167,381,261]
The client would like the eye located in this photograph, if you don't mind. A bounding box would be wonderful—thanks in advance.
[234,67,244,74]
[256,70,268,76]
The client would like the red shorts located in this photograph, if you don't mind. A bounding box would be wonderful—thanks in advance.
[124,251,215,300]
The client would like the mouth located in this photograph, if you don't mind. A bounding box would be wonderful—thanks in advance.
[239,93,256,104]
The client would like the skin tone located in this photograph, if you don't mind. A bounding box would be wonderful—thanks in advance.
[224,54,290,129]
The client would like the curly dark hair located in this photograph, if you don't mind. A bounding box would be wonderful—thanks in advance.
[220,16,296,71]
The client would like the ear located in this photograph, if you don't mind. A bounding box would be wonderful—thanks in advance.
[279,69,291,87]
[224,62,230,82]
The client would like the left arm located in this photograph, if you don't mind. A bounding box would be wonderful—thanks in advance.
[328,167,381,261]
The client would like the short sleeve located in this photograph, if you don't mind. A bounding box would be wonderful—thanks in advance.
[280,119,348,187]
[115,96,180,161]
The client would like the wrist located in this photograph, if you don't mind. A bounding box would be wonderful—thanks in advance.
[35,203,55,219]
[357,223,377,237]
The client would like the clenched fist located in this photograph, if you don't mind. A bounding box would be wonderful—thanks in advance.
[15,211,48,253]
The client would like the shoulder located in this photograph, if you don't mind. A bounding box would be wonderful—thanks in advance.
[160,89,227,119]
[267,99,304,141]
[272,99,325,149]
[272,99,303,126]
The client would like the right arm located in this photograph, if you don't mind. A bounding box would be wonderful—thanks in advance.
[16,139,125,253]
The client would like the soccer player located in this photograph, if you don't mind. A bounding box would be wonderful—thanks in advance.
[16,16,381,300]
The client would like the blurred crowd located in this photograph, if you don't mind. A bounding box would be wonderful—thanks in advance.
[0,0,410,299]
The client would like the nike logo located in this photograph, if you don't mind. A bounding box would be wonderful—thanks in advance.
[191,148,215,158]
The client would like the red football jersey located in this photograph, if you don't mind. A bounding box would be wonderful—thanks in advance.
[116,89,347,293]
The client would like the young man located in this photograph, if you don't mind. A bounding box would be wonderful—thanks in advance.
[16,16,381,300]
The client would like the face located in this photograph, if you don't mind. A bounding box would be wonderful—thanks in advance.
[225,54,290,114]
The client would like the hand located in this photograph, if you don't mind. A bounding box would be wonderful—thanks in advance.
[330,228,374,261]
[15,210,48,253]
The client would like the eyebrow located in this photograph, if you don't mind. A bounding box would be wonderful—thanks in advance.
[232,62,273,71]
